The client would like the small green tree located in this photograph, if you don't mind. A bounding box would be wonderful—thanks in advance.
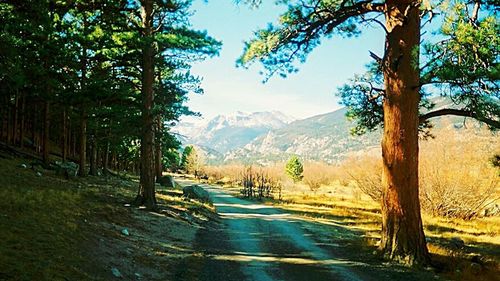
[180,145,194,171]
[285,155,304,183]
[180,145,204,176]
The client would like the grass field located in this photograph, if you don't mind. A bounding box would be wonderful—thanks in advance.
[265,185,500,281]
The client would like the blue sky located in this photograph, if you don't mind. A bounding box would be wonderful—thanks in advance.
[186,0,385,120]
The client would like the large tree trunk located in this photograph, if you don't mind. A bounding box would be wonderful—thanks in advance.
[135,0,157,210]
[379,0,430,265]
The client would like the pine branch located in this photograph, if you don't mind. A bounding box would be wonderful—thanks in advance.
[419,108,500,129]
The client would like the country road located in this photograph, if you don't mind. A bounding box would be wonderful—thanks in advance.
[174,179,374,281]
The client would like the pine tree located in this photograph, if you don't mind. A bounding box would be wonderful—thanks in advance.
[285,155,304,183]
[238,0,498,265]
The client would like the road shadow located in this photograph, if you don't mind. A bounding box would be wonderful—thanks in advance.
[173,184,441,281]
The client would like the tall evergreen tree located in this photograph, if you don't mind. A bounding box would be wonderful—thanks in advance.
[238,0,499,265]
[117,0,220,209]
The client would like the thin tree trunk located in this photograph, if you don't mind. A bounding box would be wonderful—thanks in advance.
[42,101,50,165]
[68,119,76,159]
[12,92,19,146]
[135,0,157,209]
[32,103,37,151]
[379,0,429,265]
[7,99,12,145]
[62,108,67,161]
[155,116,163,181]
[0,98,4,142]
[79,13,88,176]
[103,142,110,175]
[89,130,97,176]
[79,107,87,176]
[19,94,25,148]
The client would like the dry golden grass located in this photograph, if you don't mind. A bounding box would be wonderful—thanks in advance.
[270,189,499,281]
[196,124,499,279]
[420,125,499,219]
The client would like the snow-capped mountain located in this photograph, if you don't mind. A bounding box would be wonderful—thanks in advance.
[173,111,295,154]
[173,97,490,165]
[224,108,382,164]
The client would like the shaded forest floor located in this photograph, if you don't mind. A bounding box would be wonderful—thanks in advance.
[0,154,215,280]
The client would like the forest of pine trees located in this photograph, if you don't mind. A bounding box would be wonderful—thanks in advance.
[0,0,220,209]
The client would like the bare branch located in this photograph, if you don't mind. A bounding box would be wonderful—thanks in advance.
[419,108,500,129]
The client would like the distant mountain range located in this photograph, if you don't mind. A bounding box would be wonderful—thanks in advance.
[173,98,493,165]
[224,108,381,164]
[173,111,295,155]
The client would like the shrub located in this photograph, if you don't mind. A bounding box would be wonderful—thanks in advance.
[343,156,382,201]
[240,166,282,199]
[419,127,499,219]
[344,125,500,220]
[302,162,336,192]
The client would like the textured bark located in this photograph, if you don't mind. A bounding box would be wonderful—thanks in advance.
[380,0,430,265]
[135,0,157,210]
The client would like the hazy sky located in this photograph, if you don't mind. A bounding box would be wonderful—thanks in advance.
[186,0,385,120]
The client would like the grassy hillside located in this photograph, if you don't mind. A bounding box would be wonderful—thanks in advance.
[0,154,213,280]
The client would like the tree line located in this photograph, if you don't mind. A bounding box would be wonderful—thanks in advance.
[0,0,220,209]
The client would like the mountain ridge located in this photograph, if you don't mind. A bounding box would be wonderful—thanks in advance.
[174,97,494,165]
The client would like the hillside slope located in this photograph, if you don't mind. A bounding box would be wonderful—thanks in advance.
[225,108,381,164]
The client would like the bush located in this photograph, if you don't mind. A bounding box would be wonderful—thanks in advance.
[419,127,499,219]
[343,156,382,201]
[345,125,499,220]
[302,162,336,192]
[240,166,282,199]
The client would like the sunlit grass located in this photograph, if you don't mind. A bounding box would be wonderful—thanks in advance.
[267,187,500,280]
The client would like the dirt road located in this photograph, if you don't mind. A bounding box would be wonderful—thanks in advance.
[174,180,407,281]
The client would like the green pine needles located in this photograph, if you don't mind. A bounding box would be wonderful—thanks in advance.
[285,155,304,183]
